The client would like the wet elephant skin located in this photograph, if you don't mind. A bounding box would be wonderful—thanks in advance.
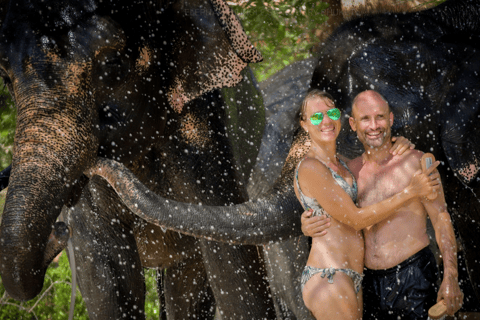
[0,0,276,319]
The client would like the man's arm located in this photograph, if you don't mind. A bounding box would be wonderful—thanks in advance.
[301,209,331,237]
[422,178,463,315]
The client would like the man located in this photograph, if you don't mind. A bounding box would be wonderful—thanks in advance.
[302,90,463,319]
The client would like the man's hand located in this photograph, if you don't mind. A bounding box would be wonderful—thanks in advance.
[407,163,441,198]
[437,274,463,316]
[301,209,331,237]
[390,136,415,155]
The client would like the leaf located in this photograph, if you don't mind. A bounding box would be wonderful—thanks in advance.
[276,25,286,42]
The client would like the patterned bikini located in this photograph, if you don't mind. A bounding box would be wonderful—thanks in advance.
[295,158,364,294]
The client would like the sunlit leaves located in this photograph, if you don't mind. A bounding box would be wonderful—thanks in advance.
[231,0,329,81]
[0,188,5,216]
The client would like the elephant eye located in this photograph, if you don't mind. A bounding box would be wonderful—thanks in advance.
[95,49,130,83]
[103,55,122,66]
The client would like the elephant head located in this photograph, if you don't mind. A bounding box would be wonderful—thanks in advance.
[0,0,262,301]
[84,0,480,306]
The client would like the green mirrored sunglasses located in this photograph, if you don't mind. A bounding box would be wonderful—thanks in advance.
[309,108,341,125]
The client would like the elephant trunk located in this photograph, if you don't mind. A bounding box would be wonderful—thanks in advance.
[86,157,304,245]
[0,165,63,300]
[0,158,77,300]
[0,91,98,301]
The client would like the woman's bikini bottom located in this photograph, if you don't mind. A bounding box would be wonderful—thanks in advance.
[301,265,364,294]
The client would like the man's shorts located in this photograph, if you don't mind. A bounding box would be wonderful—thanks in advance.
[363,246,438,320]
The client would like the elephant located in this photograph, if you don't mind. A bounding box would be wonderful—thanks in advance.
[0,0,286,319]
[80,0,480,314]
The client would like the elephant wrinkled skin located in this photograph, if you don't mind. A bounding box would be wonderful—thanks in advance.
[0,0,281,319]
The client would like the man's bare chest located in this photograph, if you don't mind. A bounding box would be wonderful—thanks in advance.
[357,166,411,206]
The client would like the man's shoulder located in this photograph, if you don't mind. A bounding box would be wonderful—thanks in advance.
[394,149,423,169]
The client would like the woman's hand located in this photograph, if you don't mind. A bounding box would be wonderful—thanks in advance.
[407,161,441,198]
[390,136,415,155]
[301,209,331,238]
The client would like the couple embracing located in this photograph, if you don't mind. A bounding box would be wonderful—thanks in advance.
[294,89,463,319]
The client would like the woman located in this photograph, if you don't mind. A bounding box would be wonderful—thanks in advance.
[294,90,439,319]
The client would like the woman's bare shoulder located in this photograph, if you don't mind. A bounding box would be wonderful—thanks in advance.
[298,157,331,178]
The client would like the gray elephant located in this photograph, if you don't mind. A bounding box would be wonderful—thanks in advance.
[0,0,283,319]
[83,0,480,314]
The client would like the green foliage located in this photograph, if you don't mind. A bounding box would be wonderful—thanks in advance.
[232,0,329,81]
[0,188,5,216]
[0,79,15,171]
[144,269,162,319]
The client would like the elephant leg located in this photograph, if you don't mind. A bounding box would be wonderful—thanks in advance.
[262,237,314,320]
[199,240,276,319]
[157,269,167,320]
[162,246,216,319]
[66,181,145,320]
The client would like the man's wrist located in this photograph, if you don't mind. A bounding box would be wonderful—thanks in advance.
[442,264,459,282]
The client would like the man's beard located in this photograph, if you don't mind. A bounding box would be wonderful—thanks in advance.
[365,130,389,149]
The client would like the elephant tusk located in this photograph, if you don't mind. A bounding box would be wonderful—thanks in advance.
[67,238,76,320]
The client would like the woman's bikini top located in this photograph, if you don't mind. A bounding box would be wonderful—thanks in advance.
[295,157,358,218]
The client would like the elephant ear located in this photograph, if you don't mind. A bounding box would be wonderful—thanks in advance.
[441,60,480,188]
[209,0,262,62]
[167,0,262,113]
[442,126,480,187]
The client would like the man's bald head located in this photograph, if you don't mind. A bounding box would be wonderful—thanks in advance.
[351,90,390,119]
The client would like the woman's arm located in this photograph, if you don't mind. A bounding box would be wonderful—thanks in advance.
[297,158,440,231]
[390,136,415,155]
